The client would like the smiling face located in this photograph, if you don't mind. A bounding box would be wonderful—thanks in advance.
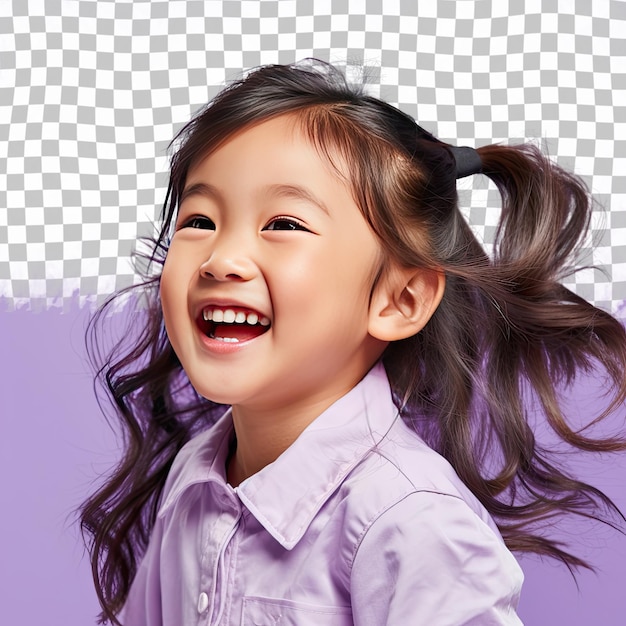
[160,114,388,417]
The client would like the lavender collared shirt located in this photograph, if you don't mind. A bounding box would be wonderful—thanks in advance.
[121,363,523,625]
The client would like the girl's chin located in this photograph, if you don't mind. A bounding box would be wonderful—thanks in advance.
[192,383,257,408]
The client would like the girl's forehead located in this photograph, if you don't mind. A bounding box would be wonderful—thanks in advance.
[185,113,353,188]
[174,116,363,225]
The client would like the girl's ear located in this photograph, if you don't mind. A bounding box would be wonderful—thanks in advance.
[368,265,445,342]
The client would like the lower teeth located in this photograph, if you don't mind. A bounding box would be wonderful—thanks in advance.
[210,336,240,343]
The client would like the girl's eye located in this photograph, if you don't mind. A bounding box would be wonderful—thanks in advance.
[182,216,215,230]
[263,217,309,232]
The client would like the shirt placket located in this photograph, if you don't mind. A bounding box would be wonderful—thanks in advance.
[197,491,242,626]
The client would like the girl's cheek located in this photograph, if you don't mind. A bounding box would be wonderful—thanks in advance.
[161,245,185,285]
[160,258,180,314]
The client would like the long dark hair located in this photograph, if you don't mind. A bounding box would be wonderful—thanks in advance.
[80,60,626,624]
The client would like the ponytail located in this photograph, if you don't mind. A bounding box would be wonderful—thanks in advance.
[479,143,625,447]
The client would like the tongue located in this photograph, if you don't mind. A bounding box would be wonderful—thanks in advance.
[213,323,267,341]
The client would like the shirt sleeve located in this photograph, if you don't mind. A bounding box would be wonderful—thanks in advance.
[349,491,524,626]
[118,513,165,626]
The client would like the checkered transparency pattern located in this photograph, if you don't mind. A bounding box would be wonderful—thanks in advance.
[0,0,624,312]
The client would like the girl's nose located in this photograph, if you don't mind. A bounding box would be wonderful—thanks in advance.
[198,245,257,282]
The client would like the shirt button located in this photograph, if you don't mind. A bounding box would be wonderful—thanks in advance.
[197,592,209,614]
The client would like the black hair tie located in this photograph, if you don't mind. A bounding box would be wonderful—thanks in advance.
[451,145,482,179]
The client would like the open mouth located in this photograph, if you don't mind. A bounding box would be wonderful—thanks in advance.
[198,306,271,343]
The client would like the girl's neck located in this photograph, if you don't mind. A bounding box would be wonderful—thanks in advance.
[226,391,350,487]
[226,416,294,488]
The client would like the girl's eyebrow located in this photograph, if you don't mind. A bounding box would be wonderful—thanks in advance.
[179,182,218,205]
[180,182,330,216]
[263,183,330,216]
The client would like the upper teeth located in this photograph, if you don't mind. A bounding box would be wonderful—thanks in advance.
[203,307,270,326]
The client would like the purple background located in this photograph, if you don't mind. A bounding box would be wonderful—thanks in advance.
[1,304,625,625]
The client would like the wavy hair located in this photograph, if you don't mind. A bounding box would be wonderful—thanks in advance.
[80,60,626,624]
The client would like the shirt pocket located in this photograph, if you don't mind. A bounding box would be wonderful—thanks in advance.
[241,596,353,626]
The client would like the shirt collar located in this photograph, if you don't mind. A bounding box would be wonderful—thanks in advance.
[157,409,234,516]
[158,362,400,549]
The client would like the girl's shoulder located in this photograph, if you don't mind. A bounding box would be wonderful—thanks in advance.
[338,417,501,538]
[343,425,524,625]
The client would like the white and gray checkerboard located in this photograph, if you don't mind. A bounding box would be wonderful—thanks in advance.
[1,0,624,313]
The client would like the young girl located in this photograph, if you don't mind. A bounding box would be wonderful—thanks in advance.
[81,60,626,625]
